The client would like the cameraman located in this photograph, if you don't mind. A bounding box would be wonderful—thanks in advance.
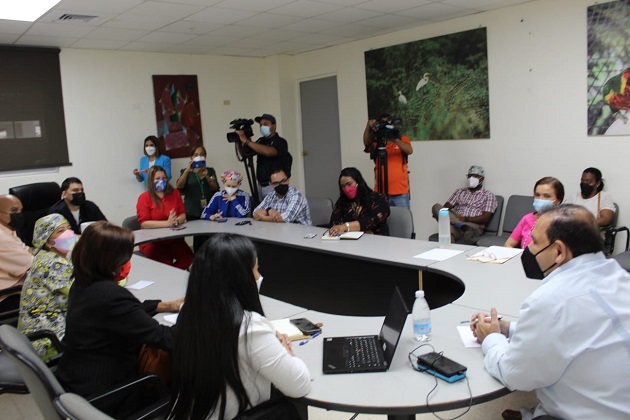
[237,113,288,199]
[362,115,413,208]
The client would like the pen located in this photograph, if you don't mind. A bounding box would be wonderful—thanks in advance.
[461,315,503,324]
[299,332,321,346]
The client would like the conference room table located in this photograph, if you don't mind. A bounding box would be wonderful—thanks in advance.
[128,218,538,419]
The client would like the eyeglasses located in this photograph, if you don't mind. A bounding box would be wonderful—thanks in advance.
[270,178,288,187]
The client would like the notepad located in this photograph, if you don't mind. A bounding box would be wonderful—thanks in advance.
[322,231,364,240]
[467,246,523,264]
[270,319,309,341]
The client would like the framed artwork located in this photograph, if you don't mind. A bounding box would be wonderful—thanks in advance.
[152,75,203,158]
[587,0,630,136]
[365,28,489,140]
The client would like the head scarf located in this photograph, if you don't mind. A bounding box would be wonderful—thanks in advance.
[221,170,243,183]
[32,213,69,250]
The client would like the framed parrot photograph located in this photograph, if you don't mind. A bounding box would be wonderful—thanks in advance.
[587,0,630,136]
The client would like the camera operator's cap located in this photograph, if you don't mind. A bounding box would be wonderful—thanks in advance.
[467,165,485,177]
[255,114,276,125]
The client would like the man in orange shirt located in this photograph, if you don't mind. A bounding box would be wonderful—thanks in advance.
[362,115,413,208]
[0,194,33,312]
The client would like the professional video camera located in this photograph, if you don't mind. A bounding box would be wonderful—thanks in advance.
[226,118,254,143]
[371,116,403,146]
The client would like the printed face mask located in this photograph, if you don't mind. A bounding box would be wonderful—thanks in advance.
[154,179,167,192]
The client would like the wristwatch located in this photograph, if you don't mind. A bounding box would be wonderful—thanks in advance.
[345,222,350,232]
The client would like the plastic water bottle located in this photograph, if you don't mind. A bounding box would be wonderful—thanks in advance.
[412,290,431,342]
[438,208,451,248]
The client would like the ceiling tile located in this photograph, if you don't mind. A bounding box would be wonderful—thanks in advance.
[26,22,94,37]
[15,34,79,48]
[185,7,257,24]
[83,27,149,41]
[282,18,341,33]
[102,15,180,31]
[55,0,145,14]
[0,19,32,34]
[317,6,380,23]
[357,0,433,13]
[71,39,130,49]
[400,3,471,21]
[0,33,20,43]
[184,33,241,47]
[160,20,225,35]
[249,29,308,41]
[161,43,215,54]
[206,24,268,38]
[215,0,295,12]
[272,1,343,18]
[315,0,372,5]
[322,22,378,37]
[355,14,419,29]
[120,41,169,52]
[235,12,304,28]
[137,31,199,44]
[125,1,207,20]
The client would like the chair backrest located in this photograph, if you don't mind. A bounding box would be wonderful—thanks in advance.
[306,197,333,227]
[501,195,533,234]
[9,182,61,247]
[54,393,116,420]
[387,206,415,239]
[122,215,141,231]
[0,325,65,419]
[484,195,504,234]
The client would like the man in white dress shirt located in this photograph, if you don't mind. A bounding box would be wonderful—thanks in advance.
[472,204,630,420]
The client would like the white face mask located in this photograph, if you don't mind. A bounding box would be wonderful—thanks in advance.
[468,177,480,189]
[256,275,264,292]
[145,146,156,156]
[260,126,271,137]
[224,187,238,196]
[193,156,205,162]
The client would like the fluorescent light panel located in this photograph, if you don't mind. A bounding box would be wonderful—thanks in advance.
[1,0,62,22]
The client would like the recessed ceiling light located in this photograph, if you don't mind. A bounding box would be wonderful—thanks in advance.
[0,0,62,22]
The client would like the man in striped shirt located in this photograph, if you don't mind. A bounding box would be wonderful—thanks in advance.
[253,168,312,226]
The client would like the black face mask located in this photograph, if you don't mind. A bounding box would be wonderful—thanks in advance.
[580,182,595,196]
[6,212,25,231]
[70,192,86,206]
[274,184,289,197]
[520,243,557,280]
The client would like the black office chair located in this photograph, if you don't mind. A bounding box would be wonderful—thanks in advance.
[601,203,629,257]
[9,182,61,247]
[0,285,24,327]
[122,215,141,231]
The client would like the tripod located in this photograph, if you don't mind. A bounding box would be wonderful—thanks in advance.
[234,142,261,207]
[375,144,389,196]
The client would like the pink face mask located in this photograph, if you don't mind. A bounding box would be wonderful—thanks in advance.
[343,185,358,200]
[53,229,77,253]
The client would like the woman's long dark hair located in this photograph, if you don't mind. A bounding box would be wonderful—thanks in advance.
[168,233,264,420]
[336,167,373,208]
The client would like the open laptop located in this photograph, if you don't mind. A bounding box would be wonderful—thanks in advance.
[322,287,409,374]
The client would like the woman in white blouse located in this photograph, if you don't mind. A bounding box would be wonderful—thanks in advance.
[167,233,311,420]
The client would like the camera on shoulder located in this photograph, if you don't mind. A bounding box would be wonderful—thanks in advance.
[226,118,254,143]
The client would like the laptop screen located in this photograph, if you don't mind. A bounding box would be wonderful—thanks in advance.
[379,287,409,365]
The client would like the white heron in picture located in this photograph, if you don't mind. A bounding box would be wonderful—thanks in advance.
[416,72,432,91]
[397,91,407,104]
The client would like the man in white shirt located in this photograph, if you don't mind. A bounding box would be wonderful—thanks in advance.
[472,204,630,420]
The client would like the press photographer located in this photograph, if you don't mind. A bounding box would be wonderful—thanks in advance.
[233,113,289,200]
[362,114,413,208]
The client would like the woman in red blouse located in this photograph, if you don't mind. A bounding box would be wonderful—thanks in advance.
[136,166,193,269]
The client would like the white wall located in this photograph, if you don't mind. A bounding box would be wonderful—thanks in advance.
[3,0,629,249]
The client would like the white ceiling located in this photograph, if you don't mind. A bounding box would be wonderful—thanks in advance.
[0,0,533,57]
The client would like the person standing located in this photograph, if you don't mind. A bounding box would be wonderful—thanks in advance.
[133,135,172,189]
[48,177,107,234]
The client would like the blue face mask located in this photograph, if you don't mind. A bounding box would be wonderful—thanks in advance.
[533,198,554,213]
[260,126,271,137]
[154,178,167,192]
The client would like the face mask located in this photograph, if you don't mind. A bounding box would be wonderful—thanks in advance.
[154,179,167,192]
[256,275,264,292]
[115,260,132,287]
[53,229,77,253]
[468,177,480,189]
[224,187,238,196]
[260,126,271,137]
[580,182,595,196]
[191,156,206,169]
[520,243,557,279]
[145,146,156,156]
[274,184,289,196]
[69,192,86,206]
[7,212,25,231]
[533,199,554,213]
[343,185,358,200]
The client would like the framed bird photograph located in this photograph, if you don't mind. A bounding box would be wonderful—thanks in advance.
[587,0,630,136]
[364,27,489,141]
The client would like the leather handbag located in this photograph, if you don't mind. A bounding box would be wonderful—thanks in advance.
[137,344,172,384]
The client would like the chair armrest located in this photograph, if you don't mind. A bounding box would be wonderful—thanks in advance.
[0,285,23,297]
[88,374,169,410]
[614,226,630,252]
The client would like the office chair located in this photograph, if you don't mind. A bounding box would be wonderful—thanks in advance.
[306,197,333,228]
[9,182,61,247]
[54,393,115,420]
[477,195,531,247]
[601,203,629,257]
[0,325,169,420]
[387,206,416,239]
[122,215,141,231]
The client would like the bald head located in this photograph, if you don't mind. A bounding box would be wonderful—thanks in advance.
[539,204,603,257]
[0,194,24,230]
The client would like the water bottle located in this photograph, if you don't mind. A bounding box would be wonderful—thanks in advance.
[412,290,431,341]
[438,208,451,248]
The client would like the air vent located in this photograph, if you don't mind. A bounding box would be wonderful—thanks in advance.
[55,14,99,23]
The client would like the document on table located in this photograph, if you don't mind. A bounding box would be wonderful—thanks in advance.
[163,314,178,324]
[467,246,523,264]
[126,280,154,290]
[457,325,481,348]
[414,248,464,261]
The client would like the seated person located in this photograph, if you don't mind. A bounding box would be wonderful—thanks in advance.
[253,167,311,225]
[567,167,614,227]
[49,177,107,234]
[0,194,33,312]
[56,222,182,405]
[168,233,311,419]
[329,167,390,236]
[505,177,564,248]
[18,214,75,358]
[201,170,251,220]
[137,166,193,270]
[432,165,498,242]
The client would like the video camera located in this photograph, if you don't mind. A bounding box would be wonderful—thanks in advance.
[226,118,254,143]
[371,115,403,148]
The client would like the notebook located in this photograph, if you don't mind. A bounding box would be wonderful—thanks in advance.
[322,287,409,374]
[322,231,364,240]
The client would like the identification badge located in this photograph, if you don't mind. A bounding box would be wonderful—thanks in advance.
[200,199,207,208]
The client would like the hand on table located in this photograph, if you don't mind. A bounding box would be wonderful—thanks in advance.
[209,211,223,221]
[470,308,506,343]
[329,224,347,236]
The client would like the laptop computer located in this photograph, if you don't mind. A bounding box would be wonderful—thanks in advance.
[322,287,409,374]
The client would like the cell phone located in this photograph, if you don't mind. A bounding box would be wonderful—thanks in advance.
[290,318,321,335]
[235,221,252,226]
[171,225,187,231]
[417,352,467,382]
[215,218,228,223]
